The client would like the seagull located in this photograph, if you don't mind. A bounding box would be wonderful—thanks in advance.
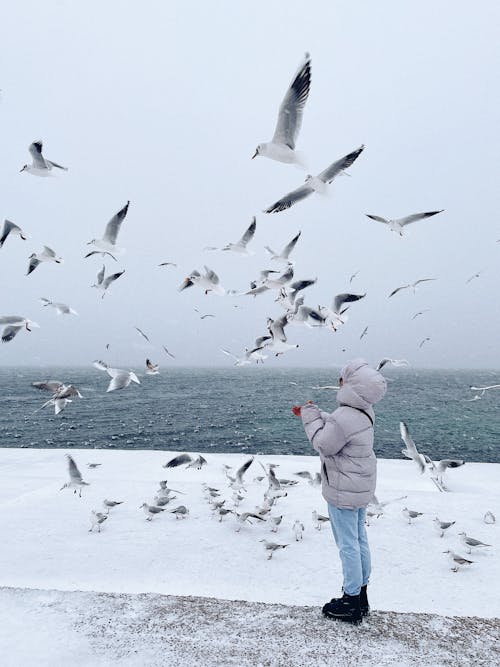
[419,337,431,349]
[220,347,260,367]
[163,453,193,468]
[433,518,456,538]
[89,511,108,533]
[158,261,177,268]
[366,210,444,236]
[38,383,83,415]
[349,270,359,284]
[235,512,266,532]
[470,384,500,396]
[206,217,256,255]
[92,360,140,392]
[92,265,125,298]
[0,315,40,343]
[399,422,426,474]
[359,326,368,340]
[87,463,102,469]
[312,510,330,530]
[215,508,234,522]
[40,298,78,316]
[443,549,474,572]
[411,310,430,320]
[376,359,409,372]
[264,231,301,266]
[402,507,423,524]
[102,499,123,514]
[260,462,282,496]
[423,455,465,491]
[135,327,151,343]
[32,380,64,393]
[154,495,176,507]
[226,457,254,491]
[264,145,365,213]
[458,532,491,554]
[27,246,63,275]
[245,264,295,296]
[146,359,159,375]
[276,278,317,309]
[60,455,89,497]
[87,201,130,256]
[178,266,228,296]
[484,511,496,525]
[186,455,207,470]
[294,471,321,486]
[319,293,366,331]
[162,346,176,359]
[0,220,27,248]
[140,503,166,521]
[169,505,189,519]
[465,271,482,284]
[367,494,408,519]
[269,515,283,533]
[260,539,289,559]
[293,520,305,541]
[252,53,311,165]
[20,140,67,176]
[388,279,436,298]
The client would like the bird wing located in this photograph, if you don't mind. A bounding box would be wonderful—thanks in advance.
[103,270,125,289]
[281,231,301,259]
[317,145,365,183]
[271,53,311,150]
[1,325,23,343]
[203,265,220,285]
[135,327,150,343]
[220,348,239,361]
[42,246,57,258]
[290,278,317,294]
[398,210,444,226]
[254,335,272,348]
[436,459,465,473]
[366,214,389,224]
[162,346,176,359]
[264,184,314,214]
[32,380,64,393]
[165,453,193,468]
[106,371,131,392]
[146,358,155,370]
[276,265,294,285]
[27,256,40,275]
[412,278,436,288]
[93,360,109,371]
[388,285,408,298]
[245,285,269,296]
[376,359,389,371]
[29,141,47,169]
[399,422,425,473]
[236,217,256,247]
[332,293,366,314]
[236,457,254,483]
[102,201,130,245]
[46,159,67,171]
[67,455,83,483]
[0,220,21,248]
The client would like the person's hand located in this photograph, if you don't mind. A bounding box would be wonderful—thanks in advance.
[292,405,302,417]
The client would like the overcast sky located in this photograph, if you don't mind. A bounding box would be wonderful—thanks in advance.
[0,1,499,369]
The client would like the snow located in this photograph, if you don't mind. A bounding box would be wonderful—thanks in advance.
[0,448,498,619]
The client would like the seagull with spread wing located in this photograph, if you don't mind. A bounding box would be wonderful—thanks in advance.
[0,315,40,343]
[264,231,301,265]
[264,145,365,213]
[205,217,257,255]
[399,421,426,474]
[252,53,311,165]
[0,220,27,248]
[86,201,130,257]
[92,360,140,392]
[40,298,78,316]
[60,455,89,497]
[20,140,67,176]
[388,279,436,298]
[366,210,443,236]
[92,265,125,298]
[27,246,63,275]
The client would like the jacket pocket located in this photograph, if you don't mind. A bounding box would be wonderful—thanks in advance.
[322,461,329,484]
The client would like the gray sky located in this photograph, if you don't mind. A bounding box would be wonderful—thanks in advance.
[1,1,499,369]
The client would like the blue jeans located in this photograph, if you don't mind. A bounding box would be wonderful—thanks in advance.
[327,504,371,596]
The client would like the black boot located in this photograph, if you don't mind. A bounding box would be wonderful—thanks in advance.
[322,592,362,624]
[330,585,369,617]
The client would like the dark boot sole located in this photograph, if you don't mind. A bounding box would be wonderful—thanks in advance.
[322,611,362,625]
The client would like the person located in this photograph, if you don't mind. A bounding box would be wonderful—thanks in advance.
[292,359,387,624]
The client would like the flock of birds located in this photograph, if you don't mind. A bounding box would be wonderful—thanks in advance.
[60,432,495,570]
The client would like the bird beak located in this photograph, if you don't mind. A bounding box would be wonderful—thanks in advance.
[251,150,258,159]
[20,166,26,172]
[60,486,65,491]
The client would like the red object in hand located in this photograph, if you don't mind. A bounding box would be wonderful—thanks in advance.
[292,406,302,417]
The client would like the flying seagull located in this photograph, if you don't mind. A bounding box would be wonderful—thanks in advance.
[40,298,78,316]
[20,140,67,176]
[470,383,500,396]
[419,337,431,349]
[319,293,366,331]
[205,217,257,255]
[0,315,39,343]
[92,265,125,298]
[178,266,228,296]
[412,310,430,320]
[264,145,365,213]
[86,201,130,256]
[264,231,301,265]
[162,346,176,359]
[252,53,311,165]
[146,358,159,375]
[366,210,444,236]
[135,326,151,343]
[60,455,89,497]
[93,360,140,392]
[376,359,409,371]
[158,261,177,268]
[399,421,426,474]
[27,246,63,275]
[388,279,436,298]
[38,383,83,415]
[359,326,368,340]
[0,220,27,248]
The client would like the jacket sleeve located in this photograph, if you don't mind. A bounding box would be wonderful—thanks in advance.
[301,403,347,457]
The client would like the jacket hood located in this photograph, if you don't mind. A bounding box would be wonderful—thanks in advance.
[336,358,387,409]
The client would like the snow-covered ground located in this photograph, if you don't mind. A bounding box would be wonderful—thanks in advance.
[0,448,498,619]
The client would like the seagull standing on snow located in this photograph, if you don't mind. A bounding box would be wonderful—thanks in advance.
[443,550,474,572]
[293,520,305,541]
[102,499,123,514]
[252,53,311,165]
[433,518,456,537]
[402,507,423,524]
[457,532,491,554]
[260,540,289,559]
[0,220,27,248]
[86,201,130,258]
[20,141,67,176]
[40,298,78,316]
[27,247,63,275]
[264,145,365,213]
[312,510,330,530]
[140,503,166,521]
[366,210,444,236]
[60,455,89,497]
[89,511,108,533]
